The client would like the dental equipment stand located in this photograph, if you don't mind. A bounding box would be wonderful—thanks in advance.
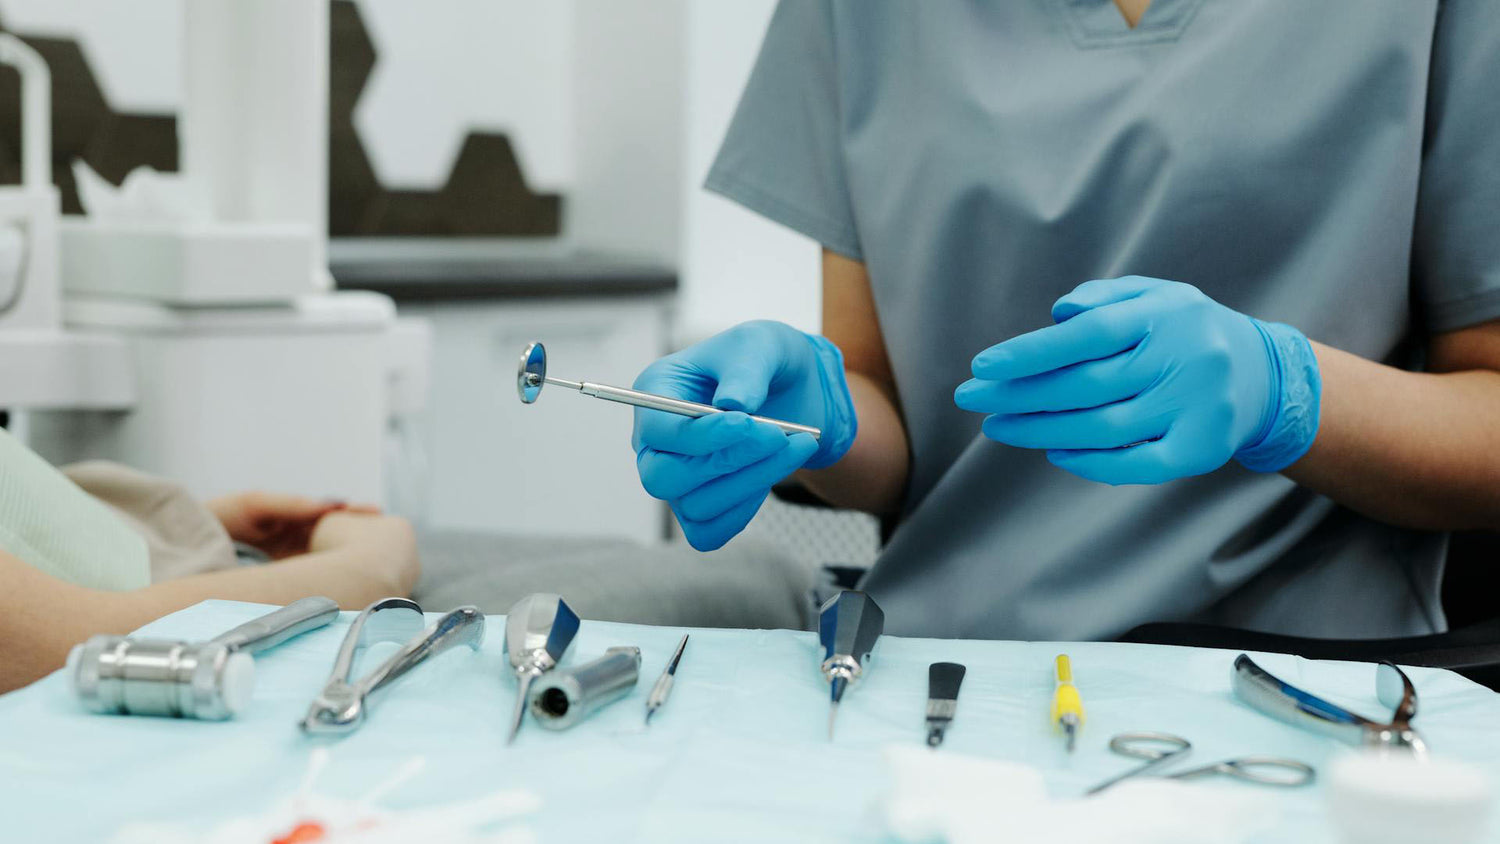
[516,341,821,440]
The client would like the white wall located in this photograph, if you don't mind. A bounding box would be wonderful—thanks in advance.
[0,0,822,340]
[0,0,181,112]
[353,0,575,193]
[567,0,686,267]
[676,0,820,343]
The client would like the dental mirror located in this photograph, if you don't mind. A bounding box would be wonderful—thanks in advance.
[513,341,822,440]
[517,341,549,404]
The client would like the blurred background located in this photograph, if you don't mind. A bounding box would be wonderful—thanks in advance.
[0,0,884,564]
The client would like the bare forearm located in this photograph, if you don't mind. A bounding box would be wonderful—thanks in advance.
[1283,341,1500,530]
[0,547,405,693]
[796,371,910,517]
[116,547,404,626]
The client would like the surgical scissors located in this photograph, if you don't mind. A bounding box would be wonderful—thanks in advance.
[1085,731,1315,795]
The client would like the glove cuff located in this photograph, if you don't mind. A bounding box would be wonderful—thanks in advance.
[1235,320,1321,473]
[802,332,859,469]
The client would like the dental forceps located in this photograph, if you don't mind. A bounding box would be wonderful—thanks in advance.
[1232,654,1427,755]
[515,341,821,440]
[1085,731,1315,795]
[301,599,485,735]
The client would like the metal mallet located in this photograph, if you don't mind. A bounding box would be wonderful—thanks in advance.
[67,597,340,720]
[515,341,822,440]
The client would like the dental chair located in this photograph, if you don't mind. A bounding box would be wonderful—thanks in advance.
[1121,529,1500,691]
[770,482,1500,690]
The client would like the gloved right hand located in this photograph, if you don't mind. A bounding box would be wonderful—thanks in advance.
[631,320,858,551]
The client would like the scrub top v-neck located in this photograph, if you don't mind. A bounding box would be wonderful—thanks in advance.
[706,0,1500,640]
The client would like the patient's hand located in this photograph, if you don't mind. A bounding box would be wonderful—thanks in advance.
[208,492,378,559]
[309,511,420,597]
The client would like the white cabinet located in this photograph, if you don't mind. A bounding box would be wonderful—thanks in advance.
[393,292,671,543]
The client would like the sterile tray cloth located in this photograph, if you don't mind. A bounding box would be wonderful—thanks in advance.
[2,600,1499,841]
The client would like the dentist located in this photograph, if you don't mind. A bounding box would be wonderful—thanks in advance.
[632,1,1500,640]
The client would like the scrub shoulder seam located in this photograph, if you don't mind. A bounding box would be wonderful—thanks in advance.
[703,170,864,262]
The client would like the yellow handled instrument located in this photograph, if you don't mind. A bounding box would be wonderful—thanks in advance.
[1051,654,1085,753]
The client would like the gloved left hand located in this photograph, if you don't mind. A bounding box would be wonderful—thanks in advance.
[954,276,1321,485]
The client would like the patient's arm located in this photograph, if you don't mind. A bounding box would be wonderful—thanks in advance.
[0,511,420,693]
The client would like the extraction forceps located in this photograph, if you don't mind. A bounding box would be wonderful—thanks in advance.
[1085,732,1315,795]
[516,341,821,440]
[302,599,485,735]
[1232,653,1427,755]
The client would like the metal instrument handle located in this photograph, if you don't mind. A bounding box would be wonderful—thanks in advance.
[351,606,485,700]
[579,382,823,440]
[327,597,424,685]
[209,596,340,654]
[1376,662,1419,723]
[1170,756,1316,788]
[1232,654,1380,747]
[1086,732,1192,795]
[646,672,675,711]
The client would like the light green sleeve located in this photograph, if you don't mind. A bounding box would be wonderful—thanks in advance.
[0,428,150,591]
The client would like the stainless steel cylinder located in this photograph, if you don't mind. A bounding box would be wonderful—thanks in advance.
[528,646,641,731]
[67,636,253,720]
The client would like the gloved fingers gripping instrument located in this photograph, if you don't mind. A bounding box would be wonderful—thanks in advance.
[517,341,821,440]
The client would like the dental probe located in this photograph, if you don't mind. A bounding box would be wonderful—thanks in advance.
[516,341,822,440]
[644,634,689,725]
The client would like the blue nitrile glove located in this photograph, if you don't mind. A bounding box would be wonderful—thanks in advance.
[632,320,858,551]
[954,276,1320,485]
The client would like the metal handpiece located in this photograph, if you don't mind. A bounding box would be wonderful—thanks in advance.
[503,593,581,744]
[530,646,642,730]
[645,634,689,725]
[1232,654,1427,755]
[302,601,484,734]
[926,662,966,747]
[69,597,340,720]
[516,341,822,440]
[818,590,885,739]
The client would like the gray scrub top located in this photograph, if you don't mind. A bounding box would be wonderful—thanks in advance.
[706,0,1500,640]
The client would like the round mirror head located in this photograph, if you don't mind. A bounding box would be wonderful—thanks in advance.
[517,342,547,404]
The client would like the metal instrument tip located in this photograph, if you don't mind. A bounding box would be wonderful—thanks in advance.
[1065,722,1077,753]
[927,728,943,748]
[644,705,657,726]
[507,677,532,745]
[828,701,839,740]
